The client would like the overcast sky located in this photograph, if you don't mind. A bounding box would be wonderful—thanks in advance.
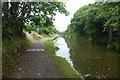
[54,0,95,32]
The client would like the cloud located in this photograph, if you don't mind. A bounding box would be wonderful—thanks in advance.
[54,0,95,32]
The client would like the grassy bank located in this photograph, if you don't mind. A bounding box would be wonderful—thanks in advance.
[44,40,79,78]
[2,35,31,76]
[30,32,54,40]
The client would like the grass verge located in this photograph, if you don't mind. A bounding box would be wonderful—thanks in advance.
[44,40,79,78]
[31,32,43,40]
[2,35,31,77]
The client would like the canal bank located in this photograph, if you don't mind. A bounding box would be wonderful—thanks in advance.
[44,36,119,79]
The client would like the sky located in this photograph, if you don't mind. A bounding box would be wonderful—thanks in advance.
[54,0,95,32]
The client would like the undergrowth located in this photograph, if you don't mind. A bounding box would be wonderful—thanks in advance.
[2,35,31,77]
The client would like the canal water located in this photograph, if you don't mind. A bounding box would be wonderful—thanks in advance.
[54,37,119,79]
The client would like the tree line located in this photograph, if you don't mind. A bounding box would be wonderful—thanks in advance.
[65,2,120,51]
[2,1,68,40]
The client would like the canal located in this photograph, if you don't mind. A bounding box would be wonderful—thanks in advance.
[55,37,119,79]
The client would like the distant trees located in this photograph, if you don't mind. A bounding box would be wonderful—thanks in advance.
[2,1,69,39]
[65,2,120,51]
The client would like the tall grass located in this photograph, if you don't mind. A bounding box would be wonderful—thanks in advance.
[2,35,31,76]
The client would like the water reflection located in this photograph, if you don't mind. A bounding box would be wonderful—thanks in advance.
[54,37,119,79]
[55,37,81,77]
[55,37,73,66]
[55,37,119,79]
[65,37,119,78]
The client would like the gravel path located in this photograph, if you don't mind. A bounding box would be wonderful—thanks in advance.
[6,36,60,78]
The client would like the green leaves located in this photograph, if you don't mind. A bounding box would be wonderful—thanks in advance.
[2,2,69,39]
[66,2,120,51]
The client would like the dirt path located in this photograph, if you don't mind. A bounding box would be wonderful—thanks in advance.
[6,35,60,78]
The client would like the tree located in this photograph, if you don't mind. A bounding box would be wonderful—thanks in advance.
[2,1,69,39]
[65,2,120,51]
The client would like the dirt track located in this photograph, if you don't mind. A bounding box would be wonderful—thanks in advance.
[5,35,60,78]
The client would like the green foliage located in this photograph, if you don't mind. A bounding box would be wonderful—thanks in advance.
[44,40,58,52]
[2,2,69,39]
[65,2,120,51]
